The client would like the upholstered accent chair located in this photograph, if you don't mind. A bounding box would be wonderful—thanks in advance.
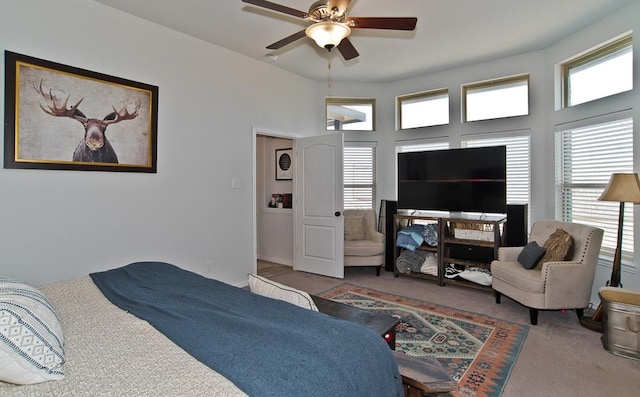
[343,209,385,276]
[491,220,604,325]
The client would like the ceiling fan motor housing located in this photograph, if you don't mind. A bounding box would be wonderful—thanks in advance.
[242,0,417,61]
[307,1,346,22]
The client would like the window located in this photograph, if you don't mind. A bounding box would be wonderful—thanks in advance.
[561,34,632,108]
[397,88,449,130]
[344,143,376,210]
[556,116,634,261]
[462,74,529,122]
[326,98,375,131]
[462,132,531,208]
[396,138,449,153]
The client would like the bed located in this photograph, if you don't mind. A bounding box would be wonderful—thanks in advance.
[0,262,402,396]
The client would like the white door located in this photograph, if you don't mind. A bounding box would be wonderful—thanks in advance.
[293,134,344,278]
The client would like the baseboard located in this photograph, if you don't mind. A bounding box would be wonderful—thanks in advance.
[257,255,293,267]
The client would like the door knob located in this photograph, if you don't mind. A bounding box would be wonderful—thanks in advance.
[335,211,342,217]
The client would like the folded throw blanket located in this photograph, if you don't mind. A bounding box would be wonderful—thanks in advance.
[396,224,427,251]
[396,249,429,274]
[420,253,438,276]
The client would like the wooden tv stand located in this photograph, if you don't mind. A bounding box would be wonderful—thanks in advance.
[393,212,506,291]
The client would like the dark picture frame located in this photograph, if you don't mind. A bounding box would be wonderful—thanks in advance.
[275,148,293,180]
[3,51,158,173]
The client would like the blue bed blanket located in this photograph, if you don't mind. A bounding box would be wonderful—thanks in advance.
[90,262,402,397]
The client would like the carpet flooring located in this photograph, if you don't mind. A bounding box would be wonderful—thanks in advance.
[263,264,640,396]
[319,283,528,397]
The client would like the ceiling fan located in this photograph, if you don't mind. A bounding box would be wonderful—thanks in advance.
[241,0,418,60]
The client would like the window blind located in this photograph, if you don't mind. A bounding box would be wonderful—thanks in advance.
[344,143,376,210]
[396,138,449,153]
[556,117,634,259]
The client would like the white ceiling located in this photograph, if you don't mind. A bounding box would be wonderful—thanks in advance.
[92,0,634,83]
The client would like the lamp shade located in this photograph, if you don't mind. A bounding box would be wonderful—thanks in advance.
[598,173,640,203]
[306,22,350,49]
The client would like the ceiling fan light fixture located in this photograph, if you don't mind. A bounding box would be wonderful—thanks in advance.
[305,21,350,50]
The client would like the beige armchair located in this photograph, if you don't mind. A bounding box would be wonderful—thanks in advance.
[343,209,385,276]
[491,220,604,325]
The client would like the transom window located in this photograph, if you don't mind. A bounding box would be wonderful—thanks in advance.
[396,88,449,130]
[462,74,529,122]
[561,34,633,108]
[326,97,375,131]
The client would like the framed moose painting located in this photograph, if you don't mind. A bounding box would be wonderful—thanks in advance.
[3,51,158,173]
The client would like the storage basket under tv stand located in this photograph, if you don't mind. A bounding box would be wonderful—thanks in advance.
[393,212,506,291]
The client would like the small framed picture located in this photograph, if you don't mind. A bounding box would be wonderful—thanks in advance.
[275,148,292,180]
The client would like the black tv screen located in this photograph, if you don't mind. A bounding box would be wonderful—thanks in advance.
[397,146,507,214]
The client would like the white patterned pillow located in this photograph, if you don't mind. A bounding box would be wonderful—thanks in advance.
[248,274,318,311]
[0,278,65,384]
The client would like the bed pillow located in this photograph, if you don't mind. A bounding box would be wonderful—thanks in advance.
[0,278,65,384]
[248,274,318,311]
[518,242,546,269]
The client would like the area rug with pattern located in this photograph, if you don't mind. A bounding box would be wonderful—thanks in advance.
[318,284,529,397]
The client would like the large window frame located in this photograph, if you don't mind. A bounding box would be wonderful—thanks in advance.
[560,33,633,108]
[462,74,530,122]
[343,142,376,210]
[396,88,449,130]
[556,114,635,264]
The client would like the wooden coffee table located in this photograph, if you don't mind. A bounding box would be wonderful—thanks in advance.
[312,295,457,395]
[393,351,458,396]
[312,295,399,349]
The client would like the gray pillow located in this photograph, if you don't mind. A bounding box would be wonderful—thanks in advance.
[518,242,546,269]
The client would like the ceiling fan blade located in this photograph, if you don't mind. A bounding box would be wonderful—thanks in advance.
[337,37,359,60]
[347,17,418,30]
[266,29,307,50]
[241,0,307,19]
[327,0,352,15]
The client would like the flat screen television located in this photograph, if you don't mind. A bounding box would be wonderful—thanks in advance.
[397,146,507,214]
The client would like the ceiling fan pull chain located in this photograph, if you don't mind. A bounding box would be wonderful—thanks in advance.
[327,55,333,88]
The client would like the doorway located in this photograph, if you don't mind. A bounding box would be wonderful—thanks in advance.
[252,128,345,279]
[253,128,298,276]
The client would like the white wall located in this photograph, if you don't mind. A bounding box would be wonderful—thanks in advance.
[0,0,316,286]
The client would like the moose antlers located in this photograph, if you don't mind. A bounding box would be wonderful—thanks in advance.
[33,79,141,125]
[34,79,86,121]
[104,98,141,125]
